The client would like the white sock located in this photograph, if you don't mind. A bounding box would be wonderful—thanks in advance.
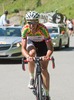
[44,89,49,96]
[29,73,34,79]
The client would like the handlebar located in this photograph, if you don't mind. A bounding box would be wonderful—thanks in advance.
[22,56,55,71]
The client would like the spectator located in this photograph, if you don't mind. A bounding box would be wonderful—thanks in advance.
[66,19,73,35]
[72,19,74,34]
[0,10,10,26]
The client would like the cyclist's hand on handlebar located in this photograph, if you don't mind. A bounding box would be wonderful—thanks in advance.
[27,56,34,62]
[42,56,50,61]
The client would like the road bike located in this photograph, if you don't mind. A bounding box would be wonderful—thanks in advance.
[22,56,55,100]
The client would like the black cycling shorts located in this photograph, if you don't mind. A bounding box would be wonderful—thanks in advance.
[32,41,47,56]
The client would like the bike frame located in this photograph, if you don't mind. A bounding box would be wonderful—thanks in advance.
[34,57,43,100]
[22,56,55,100]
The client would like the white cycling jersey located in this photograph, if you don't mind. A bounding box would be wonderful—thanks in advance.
[27,36,44,42]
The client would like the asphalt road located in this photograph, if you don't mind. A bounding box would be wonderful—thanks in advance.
[0,36,74,100]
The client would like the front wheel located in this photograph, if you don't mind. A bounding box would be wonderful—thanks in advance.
[36,75,43,100]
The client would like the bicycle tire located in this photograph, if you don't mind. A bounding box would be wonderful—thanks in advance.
[36,74,43,100]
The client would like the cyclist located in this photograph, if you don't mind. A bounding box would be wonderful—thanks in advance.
[21,11,54,100]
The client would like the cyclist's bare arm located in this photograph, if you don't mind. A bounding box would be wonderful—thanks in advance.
[24,56,55,69]
[22,38,30,58]
[44,39,54,60]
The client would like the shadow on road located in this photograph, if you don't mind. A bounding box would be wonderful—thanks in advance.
[0,59,22,64]
[54,46,74,52]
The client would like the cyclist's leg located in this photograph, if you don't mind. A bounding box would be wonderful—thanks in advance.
[28,47,36,88]
[41,61,50,94]
[27,39,36,88]
[28,46,36,77]
[41,61,51,100]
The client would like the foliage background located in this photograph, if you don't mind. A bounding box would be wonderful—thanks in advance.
[0,0,74,19]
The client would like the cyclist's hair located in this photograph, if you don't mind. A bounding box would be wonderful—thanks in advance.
[25,11,40,20]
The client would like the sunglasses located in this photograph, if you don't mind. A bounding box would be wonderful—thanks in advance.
[28,21,38,25]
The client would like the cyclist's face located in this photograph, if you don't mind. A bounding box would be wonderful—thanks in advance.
[27,20,39,30]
